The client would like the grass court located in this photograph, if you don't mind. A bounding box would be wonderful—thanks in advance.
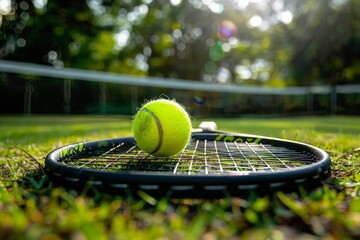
[1,115,360,239]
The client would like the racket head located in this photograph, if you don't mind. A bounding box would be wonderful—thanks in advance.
[45,130,331,198]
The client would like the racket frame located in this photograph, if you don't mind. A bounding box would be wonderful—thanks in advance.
[45,130,331,197]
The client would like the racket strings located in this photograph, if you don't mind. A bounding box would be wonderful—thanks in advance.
[60,139,320,175]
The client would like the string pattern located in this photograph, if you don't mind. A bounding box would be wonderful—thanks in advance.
[60,139,319,175]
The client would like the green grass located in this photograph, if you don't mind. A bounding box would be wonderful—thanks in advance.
[1,115,360,239]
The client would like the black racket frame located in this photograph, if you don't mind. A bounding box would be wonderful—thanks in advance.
[45,131,331,197]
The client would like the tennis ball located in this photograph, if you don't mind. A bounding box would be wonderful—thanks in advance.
[132,99,192,157]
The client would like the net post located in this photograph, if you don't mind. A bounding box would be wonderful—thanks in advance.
[330,86,337,115]
[307,88,314,113]
[99,82,107,114]
[24,79,32,115]
[131,86,138,115]
[64,79,71,114]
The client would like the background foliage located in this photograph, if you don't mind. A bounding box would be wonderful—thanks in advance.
[1,0,360,86]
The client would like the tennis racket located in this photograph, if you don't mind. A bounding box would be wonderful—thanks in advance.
[45,123,331,198]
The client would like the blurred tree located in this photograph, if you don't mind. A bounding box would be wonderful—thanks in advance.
[270,0,360,86]
[0,0,98,67]
[1,0,359,87]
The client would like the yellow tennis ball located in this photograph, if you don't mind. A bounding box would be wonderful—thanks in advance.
[132,99,192,157]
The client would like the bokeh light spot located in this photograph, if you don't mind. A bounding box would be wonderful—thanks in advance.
[204,61,217,74]
[0,0,11,15]
[192,95,205,105]
[218,20,237,39]
[209,42,224,61]
[248,15,263,28]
